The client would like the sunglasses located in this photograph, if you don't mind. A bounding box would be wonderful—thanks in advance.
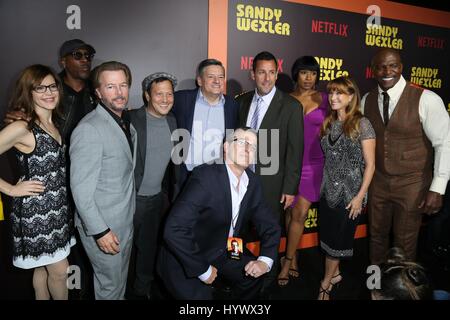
[71,51,95,61]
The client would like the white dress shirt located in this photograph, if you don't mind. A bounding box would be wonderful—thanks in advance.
[245,86,277,130]
[361,75,450,194]
[198,164,274,281]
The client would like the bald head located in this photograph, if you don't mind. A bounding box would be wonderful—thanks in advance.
[371,48,403,91]
[371,48,402,67]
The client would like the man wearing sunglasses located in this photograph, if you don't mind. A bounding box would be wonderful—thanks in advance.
[58,39,98,300]
[58,39,97,140]
[4,39,97,139]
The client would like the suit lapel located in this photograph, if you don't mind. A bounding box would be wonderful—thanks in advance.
[233,170,253,235]
[224,96,233,130]
[131,123,138,169]
[220,164,233,231]
[259,89,282,130]
[185,89,198,134]
[97,106,133,163]
[136,107,147,167]
[166,113,177,146]
[241,92,254,125]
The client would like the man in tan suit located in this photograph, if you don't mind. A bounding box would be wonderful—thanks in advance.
[362,48,450,264]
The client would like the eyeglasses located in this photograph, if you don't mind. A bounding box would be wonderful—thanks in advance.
[33,83,59,94]
[233,138,257,152]
[71,51,95,61]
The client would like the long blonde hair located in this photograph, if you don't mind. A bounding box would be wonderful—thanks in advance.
[320,76,363,140]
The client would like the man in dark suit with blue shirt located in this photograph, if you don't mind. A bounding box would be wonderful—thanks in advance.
[157,127,280,299]
[171,59,239,196]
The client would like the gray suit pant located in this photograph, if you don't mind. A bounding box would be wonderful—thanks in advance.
[78,226,133,300]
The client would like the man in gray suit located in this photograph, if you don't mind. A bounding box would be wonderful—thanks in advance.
[70,61,137,300]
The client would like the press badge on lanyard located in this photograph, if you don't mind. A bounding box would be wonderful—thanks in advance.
[228,200,243,260]
[227,237,243,260]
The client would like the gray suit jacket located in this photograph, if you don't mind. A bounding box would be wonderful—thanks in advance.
[70,105,137,237]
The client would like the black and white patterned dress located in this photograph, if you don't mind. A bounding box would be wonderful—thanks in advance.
[319,117,375,258]
[11,124,75,269]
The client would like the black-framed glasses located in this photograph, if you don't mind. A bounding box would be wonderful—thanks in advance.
[233,138,257,152]
[71,51,95,61]
[33,83,59,94]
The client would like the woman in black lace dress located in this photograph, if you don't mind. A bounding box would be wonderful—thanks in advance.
[0,65,74,299]
[318,76,376,300]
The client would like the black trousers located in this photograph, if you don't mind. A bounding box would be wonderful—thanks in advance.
[158,248,263,300]
[132,192,164,295]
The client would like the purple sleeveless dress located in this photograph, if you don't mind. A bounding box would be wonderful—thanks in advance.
[293,91,328,205]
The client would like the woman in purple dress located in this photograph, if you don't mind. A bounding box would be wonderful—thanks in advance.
[278,56,328,286]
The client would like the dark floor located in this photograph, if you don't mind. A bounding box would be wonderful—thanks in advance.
[2,220,449,300]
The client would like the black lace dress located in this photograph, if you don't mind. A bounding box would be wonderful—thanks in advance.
[11,124,75,269]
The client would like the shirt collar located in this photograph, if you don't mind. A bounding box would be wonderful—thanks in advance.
[254,85,276,106]
[377,75,406,102]
[225,163,249,191]
[197,89,225,106]
[99,102,129,126]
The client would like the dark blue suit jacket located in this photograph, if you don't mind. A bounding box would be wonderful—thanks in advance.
[159,163,280,280]
[171,89,239,193]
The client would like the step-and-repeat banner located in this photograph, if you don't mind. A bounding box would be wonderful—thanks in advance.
[0,0,448,251]
[209,0,450,251]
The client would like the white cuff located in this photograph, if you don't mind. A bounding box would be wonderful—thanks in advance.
[430,177,448,195]
[257,256,273,272]
[198,265,212,282]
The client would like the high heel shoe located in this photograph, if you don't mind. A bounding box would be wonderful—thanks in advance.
[281,256,299,278]
[318,285,331,300]
[329,273,343,292]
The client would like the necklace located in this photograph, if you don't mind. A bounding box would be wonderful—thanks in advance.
[38,121,62,145]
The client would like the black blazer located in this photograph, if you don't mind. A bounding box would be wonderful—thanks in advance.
[128,106,178,197]
[161,163,280,278]
[171,89,239,191]
[236,88,304,218]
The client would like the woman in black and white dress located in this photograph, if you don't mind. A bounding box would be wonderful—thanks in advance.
[318,76,375,300]
[0,64,75,299]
